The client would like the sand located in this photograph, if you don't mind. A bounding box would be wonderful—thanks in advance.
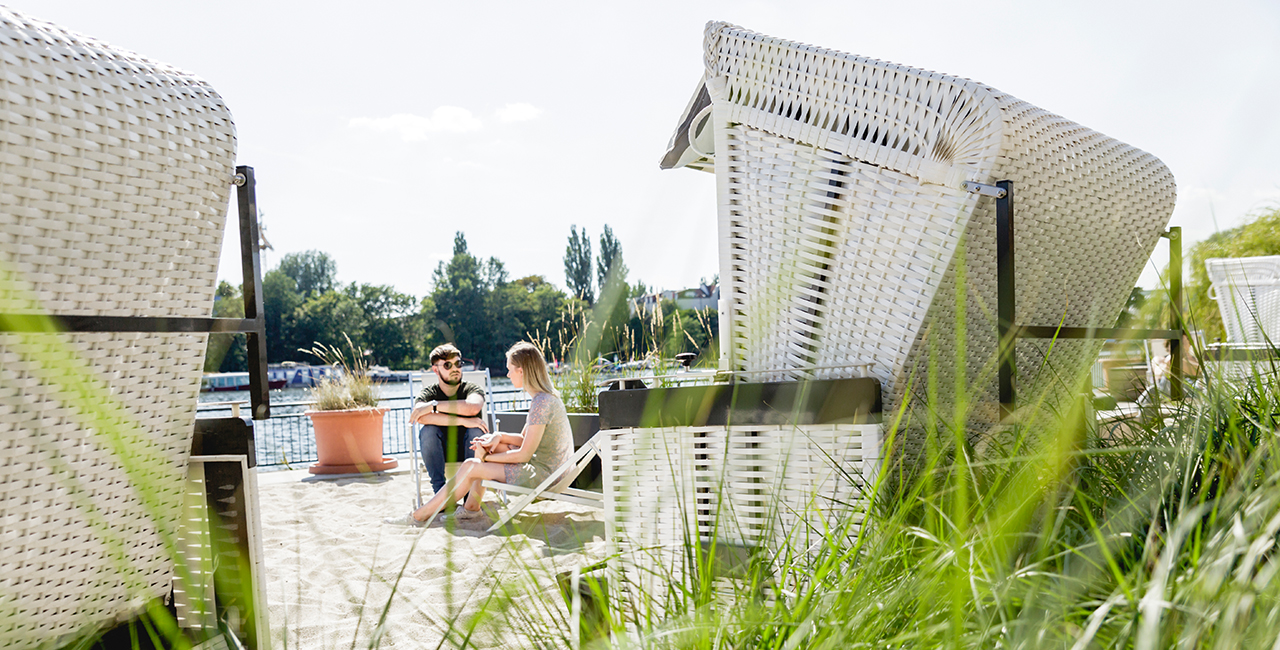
[255,462,607,649]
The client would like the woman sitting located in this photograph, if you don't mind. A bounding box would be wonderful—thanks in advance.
[386,341,573,526]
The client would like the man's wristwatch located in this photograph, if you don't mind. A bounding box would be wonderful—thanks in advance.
[428,400,438,413]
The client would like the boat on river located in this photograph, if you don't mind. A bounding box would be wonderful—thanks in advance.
[268,363,340,388]
[201,372,287,392]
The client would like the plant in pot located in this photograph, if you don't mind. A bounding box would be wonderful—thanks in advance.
[303,336,398,475]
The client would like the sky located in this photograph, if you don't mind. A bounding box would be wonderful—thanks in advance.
[15,0,1280,298]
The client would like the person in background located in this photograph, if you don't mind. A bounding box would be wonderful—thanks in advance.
[1138,334,1200,408]
[408,343,488,495]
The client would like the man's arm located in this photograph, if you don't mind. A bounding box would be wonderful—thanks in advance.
[435,391,483,417]
[412,411,490,433]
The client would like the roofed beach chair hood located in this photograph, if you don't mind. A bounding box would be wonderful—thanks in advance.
[661,21,1177,450]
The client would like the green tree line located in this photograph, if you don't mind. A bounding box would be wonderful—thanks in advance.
[204,228,718,374]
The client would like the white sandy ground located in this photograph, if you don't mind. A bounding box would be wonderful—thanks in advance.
[255,459,608,649]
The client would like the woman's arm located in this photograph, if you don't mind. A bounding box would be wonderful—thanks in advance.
[483,424,544,464]
[500,432,524,445]
[472,431,524,453]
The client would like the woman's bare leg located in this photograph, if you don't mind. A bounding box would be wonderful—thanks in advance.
[410,459,505,522]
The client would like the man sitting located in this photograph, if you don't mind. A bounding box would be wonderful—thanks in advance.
[410,344,488,495]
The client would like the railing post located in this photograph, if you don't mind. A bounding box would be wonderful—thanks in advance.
[1167,227,1183,401]
[235,166,270,419]
[996,180,1015,416]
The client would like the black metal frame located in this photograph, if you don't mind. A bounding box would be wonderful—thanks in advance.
[0,165,271,419]
[988,180,1183,416]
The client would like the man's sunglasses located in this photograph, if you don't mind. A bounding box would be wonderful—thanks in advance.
[436,360,462,370]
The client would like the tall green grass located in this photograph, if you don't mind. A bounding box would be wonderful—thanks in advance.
[515,342,1280,649]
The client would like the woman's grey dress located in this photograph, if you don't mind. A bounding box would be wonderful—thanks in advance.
[503,391,573,487]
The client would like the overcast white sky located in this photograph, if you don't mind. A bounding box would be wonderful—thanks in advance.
[17,0,1280,297]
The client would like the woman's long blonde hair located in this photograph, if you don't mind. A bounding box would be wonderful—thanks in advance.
[507,341,558,396]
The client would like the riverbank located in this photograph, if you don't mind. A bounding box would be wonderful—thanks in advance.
[256,463,605,647]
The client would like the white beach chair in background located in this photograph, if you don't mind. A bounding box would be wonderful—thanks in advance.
[1206,256,1280,346]
[407,369,495,508]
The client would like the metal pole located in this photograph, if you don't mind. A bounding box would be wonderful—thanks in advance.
[996,180,1015,415]
[1167,227,1183,401]
[235,166,270,420]
[409,373,422,509]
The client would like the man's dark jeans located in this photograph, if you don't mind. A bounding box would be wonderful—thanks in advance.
[419,424,485,494]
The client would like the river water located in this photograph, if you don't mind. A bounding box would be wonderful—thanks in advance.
[196,377,523,469]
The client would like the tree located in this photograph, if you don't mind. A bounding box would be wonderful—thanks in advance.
[487,275,570,358]
[586,225,630,357]
[262,269,304,362]
[291,290,366,355]
[431,232,489,363]
[485,257,508,288]
[597,225,627,292]
[204,281,247,372]
[564,225,594,303]
[345,283,420,368]
[630,280,649,299]
[278,250,337,298]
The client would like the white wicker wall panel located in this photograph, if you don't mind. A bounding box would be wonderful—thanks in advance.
[605,424,877,606]
[670,22,1176,448]
[0,7,234,647]
[1205,256,1280,345]
[602,426,699,606]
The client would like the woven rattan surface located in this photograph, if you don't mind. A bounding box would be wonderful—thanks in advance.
[1205,256,1280,345]
[604,423,877,607]
[0,7,234,646]
[664,22,1176,450]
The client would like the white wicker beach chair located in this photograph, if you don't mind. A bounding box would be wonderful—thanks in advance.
[1205,256,1280,345]
[603,423,878,606]
[0,8,237,647]
[605,21,1178,611]
[661,22,1177,449]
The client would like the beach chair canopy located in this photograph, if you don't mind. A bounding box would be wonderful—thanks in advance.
[0,7,235,645]
[662,22,1176,444]
[1205,256,1280,346]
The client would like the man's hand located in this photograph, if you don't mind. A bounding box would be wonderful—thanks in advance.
[462,417,490,434]
[408,403,433,424]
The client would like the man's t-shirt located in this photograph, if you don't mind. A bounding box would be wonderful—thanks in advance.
[416,381,486,412]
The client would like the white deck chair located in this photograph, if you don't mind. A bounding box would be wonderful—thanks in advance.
[407,369,495,508]
[404,430,605,531]
[481,431,605,532]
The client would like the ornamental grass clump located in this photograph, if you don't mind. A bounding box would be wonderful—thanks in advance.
[302,334,380,411]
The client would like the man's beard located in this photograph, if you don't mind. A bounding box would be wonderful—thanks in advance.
[441,375,461,387]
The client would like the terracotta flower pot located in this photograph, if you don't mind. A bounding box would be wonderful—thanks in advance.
[306,408,398,474]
